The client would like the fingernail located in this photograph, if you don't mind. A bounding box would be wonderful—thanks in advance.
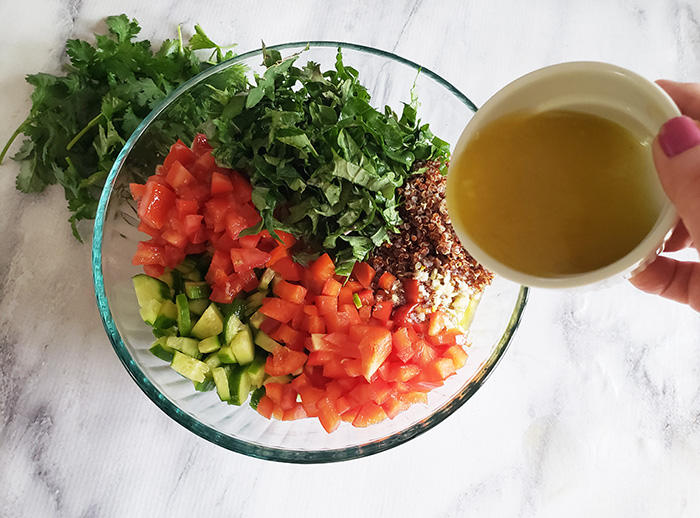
[658,116,700,158]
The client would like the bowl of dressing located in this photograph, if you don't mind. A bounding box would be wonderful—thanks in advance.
[446,62,681,289]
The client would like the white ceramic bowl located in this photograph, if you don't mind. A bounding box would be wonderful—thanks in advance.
[447,61,681,289]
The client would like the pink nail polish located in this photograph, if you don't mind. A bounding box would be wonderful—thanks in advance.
[658,116,700,158]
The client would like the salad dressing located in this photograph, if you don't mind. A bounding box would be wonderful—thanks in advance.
[448,110,662,277]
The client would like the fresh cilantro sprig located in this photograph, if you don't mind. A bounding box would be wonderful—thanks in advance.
[0,14,236,240]
[208,46,450,274]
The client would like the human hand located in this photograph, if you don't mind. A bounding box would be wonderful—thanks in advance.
[630,80,700,311]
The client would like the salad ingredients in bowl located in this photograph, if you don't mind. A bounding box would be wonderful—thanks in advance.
[94,41,527,462]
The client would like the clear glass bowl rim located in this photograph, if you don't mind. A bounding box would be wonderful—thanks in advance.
[91,40,529,463]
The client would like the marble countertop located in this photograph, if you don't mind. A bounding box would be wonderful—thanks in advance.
[2,1,700,517]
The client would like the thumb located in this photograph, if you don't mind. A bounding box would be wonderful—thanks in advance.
[653,116,700,245]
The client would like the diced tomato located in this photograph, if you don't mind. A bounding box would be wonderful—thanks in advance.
[230,247,271,273]
[132,241,164,266]
[356,327,392,381]
[412,340,438,367]
[229,171,253,205]
[273,280,308,304]
[282,403,308,421]
[356,289,374,307]
[265,346,308,377]
[352,401,388,428]
[421,357,457,382]
[392,327,415,363]
[316,396,341,433]
[352,261,376,289]
[256,395,274,419]
[393,303,418,326]
[443,345,469,369]
[137,220,159,237]
[130,183,146,201]
[165,161,196,191]
[162,139,195,170]
[428,311,447,336]
[315,295,338,316]
[211,171,233,195]
[270,256,303,282]
[182,214,204,238]
[239,233,261,249]
[309,253,336,283]
[304,314,326,334]
[176,198,199,218]
[191,133,213,157]
[372,300,392,323]
[321,278,342,297]
[259,297,302,324]
[137,182,176,230]
[266,244,289,267]
[378,271,396,291]
[142,264,166,278]
[402,278,421,303]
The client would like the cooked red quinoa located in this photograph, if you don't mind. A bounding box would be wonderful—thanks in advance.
[369,161,493,316]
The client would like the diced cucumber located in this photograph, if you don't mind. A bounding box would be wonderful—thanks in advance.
[204,351,223,371]
[249,386,265,410]
[213,366,232,401]
[263,374,293,385]
[149,337,175,362]
[246,354,267,388]
[152,326,177,338]
[219,298,247,323]
[223,312,245,344]
[245,291,265,316]
[191,303,224,339]
[217,345,238,364]
[171,351,210,383]
[183,268,203,282]
[193,378,215,392]
[188,298,209,316]
[198,335,221,354]
[174,257,197,275]
[185,280,211,299]
[254,330,280,353]
[228,365,252,406]
[230,325,255,365]
[158,270,183,294]
[176,293,192,337]
[249,311,265,329]
[166,335,202,359]
[132,274,172,307]
[139,299,178,329]
[257,268,276,291]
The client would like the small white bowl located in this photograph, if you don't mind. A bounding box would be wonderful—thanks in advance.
[447,61,681,289]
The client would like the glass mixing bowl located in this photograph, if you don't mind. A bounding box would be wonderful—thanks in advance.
[92,41,528,463]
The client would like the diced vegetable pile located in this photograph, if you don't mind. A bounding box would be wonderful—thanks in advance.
[131,136,470,432]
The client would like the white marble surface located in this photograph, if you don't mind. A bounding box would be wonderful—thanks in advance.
[1,1,700,517]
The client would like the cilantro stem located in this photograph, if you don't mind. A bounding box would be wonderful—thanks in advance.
[66,113,104,151]
[0,118,30,165]
[177,24,184,54]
